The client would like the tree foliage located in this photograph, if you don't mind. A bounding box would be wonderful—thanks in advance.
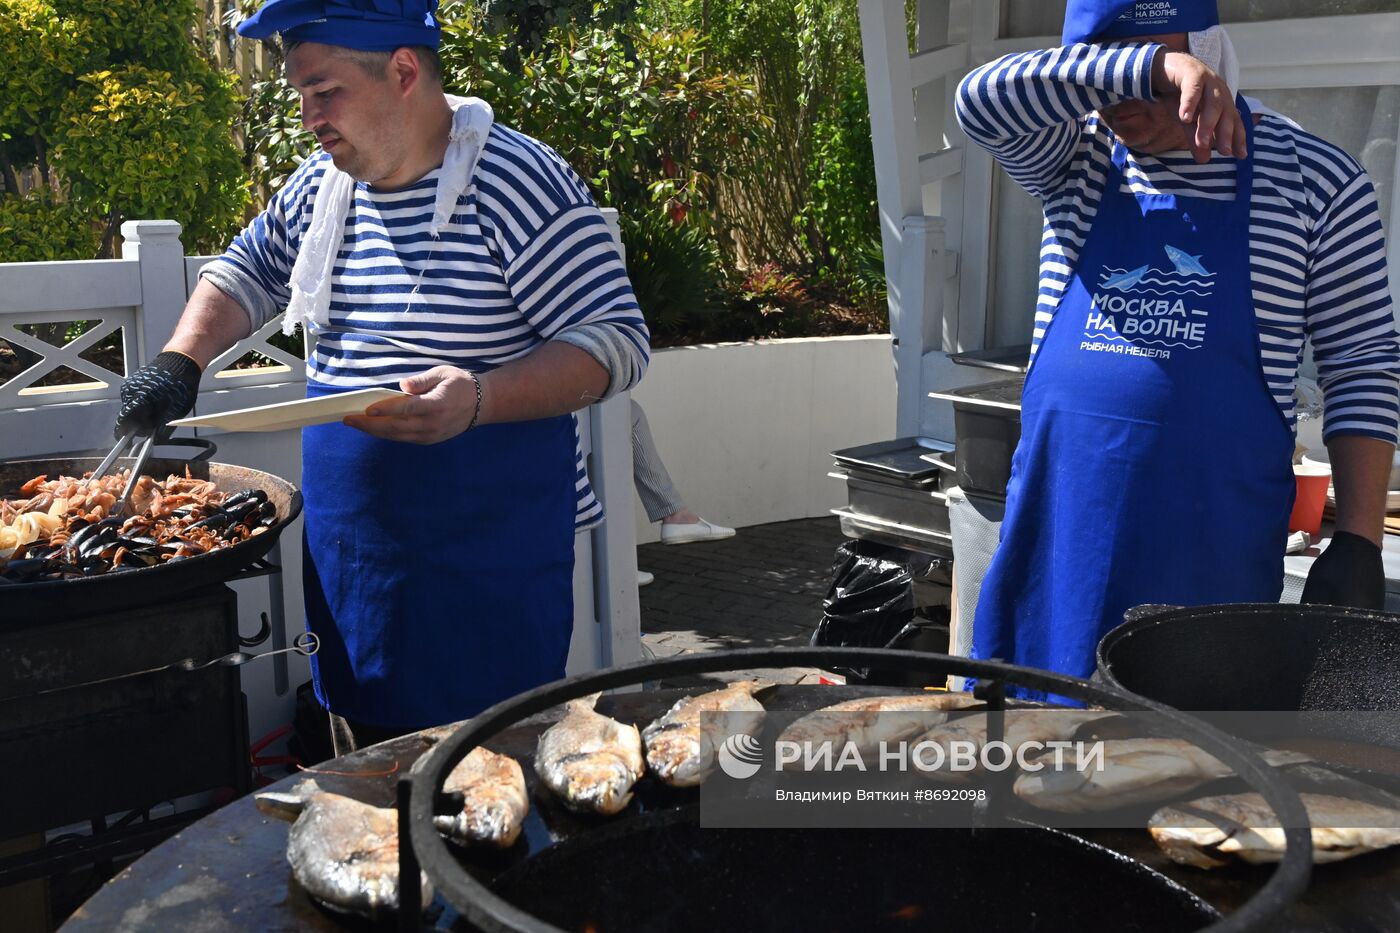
[0,0,249,260]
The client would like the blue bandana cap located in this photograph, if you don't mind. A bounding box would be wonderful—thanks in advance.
[237,0,441,52]
[1063,0,1218,45]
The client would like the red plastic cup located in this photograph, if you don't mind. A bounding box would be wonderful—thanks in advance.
[1289,462,1331,537]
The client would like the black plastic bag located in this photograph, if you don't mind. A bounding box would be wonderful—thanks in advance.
[812,541,949,684]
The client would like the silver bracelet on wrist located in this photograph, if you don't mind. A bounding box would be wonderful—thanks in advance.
[465,372,484,432]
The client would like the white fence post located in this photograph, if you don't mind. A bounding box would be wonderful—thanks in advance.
[589,207,642,668]
[120,220,188,365]
[590,392,642,669]
[895,216,946,438]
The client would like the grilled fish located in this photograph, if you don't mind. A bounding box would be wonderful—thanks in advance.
[436,746,529,847]
[1014,738,1310,812]
[778,693,981,759]
[643,680,773,787]
[915,710,1119,782]
[535,692,645,815]
[1150,792,1400,868]
[255,780,429,917]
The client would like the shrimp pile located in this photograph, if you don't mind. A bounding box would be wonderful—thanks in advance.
[0,468,277,582]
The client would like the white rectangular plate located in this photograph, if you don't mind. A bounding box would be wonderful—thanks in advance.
[167,388,408,433]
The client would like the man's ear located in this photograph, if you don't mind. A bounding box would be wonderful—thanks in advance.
[389,46,421,96]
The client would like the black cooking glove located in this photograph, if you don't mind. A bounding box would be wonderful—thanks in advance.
[115,351,202,439]
[1301,531,1385,611]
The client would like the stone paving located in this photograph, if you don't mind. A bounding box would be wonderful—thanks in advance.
[637,516,846,685]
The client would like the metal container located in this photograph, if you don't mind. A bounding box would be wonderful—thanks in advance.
[830,469,949,535]
[928,379,1024,500]
[1097,602,1400,789]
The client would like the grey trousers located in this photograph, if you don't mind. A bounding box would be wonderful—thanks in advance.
[632,399,686,522]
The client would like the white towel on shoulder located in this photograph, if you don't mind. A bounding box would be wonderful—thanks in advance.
[1189,25,1298,128]
[282,95,495,337]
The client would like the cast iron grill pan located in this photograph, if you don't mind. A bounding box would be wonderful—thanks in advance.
[0,451,302,619]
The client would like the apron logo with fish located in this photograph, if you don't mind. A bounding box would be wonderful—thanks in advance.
[1081,244,1215,359]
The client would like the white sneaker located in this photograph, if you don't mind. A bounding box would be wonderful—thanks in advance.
[660,518,736,545]
[637,570,655,586]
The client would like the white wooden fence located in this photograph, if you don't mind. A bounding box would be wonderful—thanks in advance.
[0,217,641,742]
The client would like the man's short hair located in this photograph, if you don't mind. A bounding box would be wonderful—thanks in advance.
[283,41,442,84]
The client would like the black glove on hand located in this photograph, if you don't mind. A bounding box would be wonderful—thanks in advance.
[115,351,202,438]
[1301,531,1385,611]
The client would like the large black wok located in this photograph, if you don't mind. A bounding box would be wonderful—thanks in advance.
[0,439,302,619]
[405,648,1313,933]
[1097,603,1400,780]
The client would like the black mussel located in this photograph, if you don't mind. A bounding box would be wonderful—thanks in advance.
[76,525,120,560]
[186,511,232,532]
[78,556,108,575]
[225,499,263,523]
[257,513,279,528]
[1,558,57,582]
[65,521,103,554]
[221,489,267,509]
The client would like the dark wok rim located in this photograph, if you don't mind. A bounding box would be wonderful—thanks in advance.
[406,647,1314,933]
[1097,602,1400,679]
[0,455,303,609]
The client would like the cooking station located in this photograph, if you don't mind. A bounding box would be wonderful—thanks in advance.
[55,648,1400,932]
[0,447,305,894]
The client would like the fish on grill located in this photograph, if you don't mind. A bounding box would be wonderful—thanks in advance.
[1149,792,1400,868]
[535,692,645,815]
[643,680,773,787]
[255,780,429,917]
[914,709,1118,782]
[436,746,530,847]
[1013,738,1310,812]
[777,692,982,760]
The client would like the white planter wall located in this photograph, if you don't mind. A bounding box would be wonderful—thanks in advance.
[630,335,897,543]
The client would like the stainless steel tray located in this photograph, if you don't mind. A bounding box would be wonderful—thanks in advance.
[830,437,950,483]
[831,470,950,535]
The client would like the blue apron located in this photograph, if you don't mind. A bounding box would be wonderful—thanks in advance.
[972,99,1294,698]
[301,377,577,730]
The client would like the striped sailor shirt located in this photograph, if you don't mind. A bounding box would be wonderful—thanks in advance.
[202,124,651,529]
[955,41,1400,444]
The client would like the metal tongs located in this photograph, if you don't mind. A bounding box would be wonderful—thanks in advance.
[89,427,162,513]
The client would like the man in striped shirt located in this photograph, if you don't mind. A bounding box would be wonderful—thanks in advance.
[115,0,649,750]
[953,0,1400,692]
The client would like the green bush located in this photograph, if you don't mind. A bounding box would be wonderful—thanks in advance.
[0,0,249,259]
[635,0,882,297]
[442,14,767,217]
[440,9,768,323]
[242,72,308,198]
[618,209,726,340]
[800,65,880,291]
[0,1,82,139]
[0,192,101,262]
[54,66,247,251]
